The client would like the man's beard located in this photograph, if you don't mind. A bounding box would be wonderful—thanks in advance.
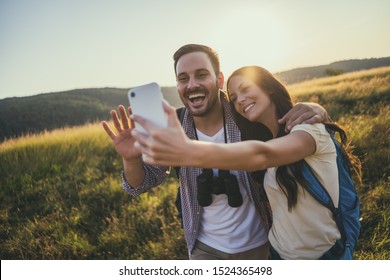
[184,82,220,117]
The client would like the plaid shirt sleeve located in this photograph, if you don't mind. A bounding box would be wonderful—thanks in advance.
[122,164,169,197]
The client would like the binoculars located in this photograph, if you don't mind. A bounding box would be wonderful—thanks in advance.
[196,168,243,207]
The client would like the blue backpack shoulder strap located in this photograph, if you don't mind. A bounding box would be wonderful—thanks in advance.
[300,131,349,244]
[301,161,337,211]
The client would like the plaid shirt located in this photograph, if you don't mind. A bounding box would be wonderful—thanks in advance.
[122,92,271,254]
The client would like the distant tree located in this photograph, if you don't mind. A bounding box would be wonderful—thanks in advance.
[325,68,344,76]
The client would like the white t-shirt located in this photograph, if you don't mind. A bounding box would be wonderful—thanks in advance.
[196,128,268,253]
[265,123,341,259]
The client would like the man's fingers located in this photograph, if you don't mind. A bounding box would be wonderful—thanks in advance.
[285,111,319,131]
[101,121,116,140]
[128,106,135,128]
[278,108,295,124]
[134,140,156,163]
[283,111,302,130]
[163,101,182,128]
[133,138,147,153]
[132,131,157,164]
[278,114,287,124]
[302,114,322,125]
[111,110,123,133]
[131,115,157,134]
[119,105,130,129]
[131,129,149,148]
[162,99,175,113]
[286,111,313,130]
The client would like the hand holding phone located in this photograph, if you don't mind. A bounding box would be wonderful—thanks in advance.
[128,82,167,135]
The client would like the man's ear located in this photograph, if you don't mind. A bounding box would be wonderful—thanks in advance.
[217,72,225,89]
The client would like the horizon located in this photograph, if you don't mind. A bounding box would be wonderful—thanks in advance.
[1,0,389,99]
[1,55,389,101]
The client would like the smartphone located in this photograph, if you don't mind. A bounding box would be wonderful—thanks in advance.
[128,82,167,135]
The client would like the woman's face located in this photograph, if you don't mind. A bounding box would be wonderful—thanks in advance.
[228,75,274,123]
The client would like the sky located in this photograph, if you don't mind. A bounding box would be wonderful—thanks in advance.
[0,0,389,99]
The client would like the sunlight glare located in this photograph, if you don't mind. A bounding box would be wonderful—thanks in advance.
[210,5,295,78]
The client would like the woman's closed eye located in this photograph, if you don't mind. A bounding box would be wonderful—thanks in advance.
[229,94,237,104]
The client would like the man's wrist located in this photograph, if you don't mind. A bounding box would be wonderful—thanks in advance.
[123,156,143,165]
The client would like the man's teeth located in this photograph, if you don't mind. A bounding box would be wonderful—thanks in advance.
[189,93,205,99]
[189,93,206,101]
[244,103,255,113]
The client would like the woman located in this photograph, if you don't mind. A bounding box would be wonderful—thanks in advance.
[131,66,361,259]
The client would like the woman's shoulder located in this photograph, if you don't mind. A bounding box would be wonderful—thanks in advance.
[291,123,334,155]
[290,123,327,134]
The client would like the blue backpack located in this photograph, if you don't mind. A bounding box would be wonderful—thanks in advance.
[301,131,361,259]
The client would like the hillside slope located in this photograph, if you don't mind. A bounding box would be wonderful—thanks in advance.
[276,57,390,84]
[0,87,182,142]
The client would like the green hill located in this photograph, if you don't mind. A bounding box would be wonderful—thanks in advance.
[0,87,182,142]
[0,67,389,259]
[275,56,390,84]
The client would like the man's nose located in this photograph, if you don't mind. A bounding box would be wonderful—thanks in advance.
[187,77,199,89]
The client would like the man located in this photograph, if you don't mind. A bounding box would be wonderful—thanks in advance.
[102,44,328,259]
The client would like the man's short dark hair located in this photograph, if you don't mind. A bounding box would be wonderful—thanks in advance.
[173,44,220,76]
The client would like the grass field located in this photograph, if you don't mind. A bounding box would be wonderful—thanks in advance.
[0,67,389,259]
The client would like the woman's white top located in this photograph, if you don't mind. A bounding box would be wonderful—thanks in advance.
[265,123,341,259]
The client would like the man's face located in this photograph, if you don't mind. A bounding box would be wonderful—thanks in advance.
[175,52,223,117]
